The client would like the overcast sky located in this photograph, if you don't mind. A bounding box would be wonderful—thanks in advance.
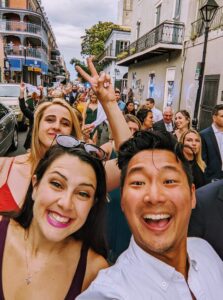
[41,0,119,79]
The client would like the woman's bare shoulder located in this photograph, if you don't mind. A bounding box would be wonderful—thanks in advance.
[82,249,109,291]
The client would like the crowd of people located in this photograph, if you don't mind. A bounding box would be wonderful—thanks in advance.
[0,57,223,299]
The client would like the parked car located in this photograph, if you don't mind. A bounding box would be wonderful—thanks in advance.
[0,83,27,131]
[0,102,18,156]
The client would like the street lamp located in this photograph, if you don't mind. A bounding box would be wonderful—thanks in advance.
[192,0,219,129]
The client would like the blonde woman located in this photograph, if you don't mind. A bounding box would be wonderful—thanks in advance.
[180,129,206,188]
[0,58,131,211]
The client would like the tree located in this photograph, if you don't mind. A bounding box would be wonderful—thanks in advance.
[70,58,90,83]
[70,22,121,77]
[81,21,120,57]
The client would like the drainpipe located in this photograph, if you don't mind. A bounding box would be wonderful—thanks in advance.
[177,40,187,110]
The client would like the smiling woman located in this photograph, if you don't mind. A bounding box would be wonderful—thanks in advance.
[0,144,108,299]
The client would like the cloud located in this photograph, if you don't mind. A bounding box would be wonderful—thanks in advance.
[41,0,119,79]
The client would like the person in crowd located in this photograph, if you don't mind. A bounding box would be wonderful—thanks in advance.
[153,106,174,133]
[128,88,134,102]
[0,57,131,211]
[136,108,153,130]
[189,179,223,260]
[200,104,223,182]
[145,97,162,123]
[18,83,43,150]
[82,92,98,126]
[174,109,191,141]
[180,129,206,188]
[69,83,80,106]
[75,93,87,114]
[115,90,125,112]
[101,114,141,264]
[124,101,135,116]
[78,131,223,299]
[0,142,108,299]
[101,114,141,160]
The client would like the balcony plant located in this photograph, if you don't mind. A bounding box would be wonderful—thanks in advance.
[117,51,128,60]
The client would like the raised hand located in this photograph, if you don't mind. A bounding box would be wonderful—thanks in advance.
[19,82,26,98]
[75,57,116,105]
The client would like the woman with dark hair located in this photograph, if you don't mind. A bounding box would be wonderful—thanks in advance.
[124,101,135,115]
[136,108,153,130]
[0,138,108,299]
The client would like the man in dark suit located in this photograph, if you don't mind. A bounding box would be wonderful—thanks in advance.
[200,104,223,182]
[153,106,174,133]
[188,179,223,260]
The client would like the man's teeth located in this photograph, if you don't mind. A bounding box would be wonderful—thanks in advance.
[144,214,170,220]
[49,212,70,223]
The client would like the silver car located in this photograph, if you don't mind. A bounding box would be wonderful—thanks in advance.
[0,102,18,156]
[0,84,27,131]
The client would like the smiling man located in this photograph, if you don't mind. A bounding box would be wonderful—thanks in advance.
[78,131,223,300]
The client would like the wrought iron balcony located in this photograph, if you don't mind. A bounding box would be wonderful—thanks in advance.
[97,47,116,64]
[4,45,48,63]
[117,21,184,66]
[191,6,223,40]
[0,20,48,45]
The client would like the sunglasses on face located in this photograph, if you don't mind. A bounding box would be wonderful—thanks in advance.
[55,135,106,161]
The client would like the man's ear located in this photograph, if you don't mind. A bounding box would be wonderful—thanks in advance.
[191,184,196,209]
[32,175,38,201]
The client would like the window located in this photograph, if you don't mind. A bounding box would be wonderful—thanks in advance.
[115,40,129,55]
[155,4,162,26]
[174,0,181,20]
[163,68,176,108]
[1,0,9,8]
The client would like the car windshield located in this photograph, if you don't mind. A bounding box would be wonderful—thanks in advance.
[0,86,20,97]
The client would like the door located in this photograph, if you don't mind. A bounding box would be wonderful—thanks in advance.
[198,74,220,130]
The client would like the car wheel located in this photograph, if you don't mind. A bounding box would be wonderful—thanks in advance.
[10,127,19,151]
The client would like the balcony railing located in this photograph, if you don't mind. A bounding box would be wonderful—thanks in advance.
[117,21,184,61]
[191,6,223,39]
[98,47,116,63]
[4,45,48,63]
[0,20,48,45]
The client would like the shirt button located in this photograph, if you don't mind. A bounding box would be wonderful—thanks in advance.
[162,281,167,288]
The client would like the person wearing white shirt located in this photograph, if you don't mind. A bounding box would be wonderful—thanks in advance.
[77,131,223,300]
[145,97,163,123]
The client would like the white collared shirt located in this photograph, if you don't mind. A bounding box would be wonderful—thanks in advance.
[165,122,173,132]
[151,107,163,123]
[212,124,223,170]
[77,237,223,300]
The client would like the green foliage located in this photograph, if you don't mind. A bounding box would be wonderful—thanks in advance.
[81,21,121,57]
[70,58,90,83]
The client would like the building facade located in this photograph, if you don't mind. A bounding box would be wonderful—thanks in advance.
[117,0,223,129]
[181,0,223,129]
[117,0,187,110]
[0,0,66,85]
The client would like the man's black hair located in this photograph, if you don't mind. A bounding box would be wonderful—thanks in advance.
[117,130,193,190]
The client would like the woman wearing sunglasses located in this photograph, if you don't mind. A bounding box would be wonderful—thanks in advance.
[0,139,108,299]
[0,58,131,211]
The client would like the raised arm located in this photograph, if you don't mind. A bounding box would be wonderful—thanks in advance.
[76,57,131,149]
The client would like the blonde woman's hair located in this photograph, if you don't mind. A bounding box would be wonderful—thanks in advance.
[180,129,206,172]
[29,98,82,173]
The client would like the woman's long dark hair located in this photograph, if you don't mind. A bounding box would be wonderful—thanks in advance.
[13,145,108,258]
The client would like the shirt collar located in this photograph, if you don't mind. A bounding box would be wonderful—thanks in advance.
[212,123,223,134]
[127,237,199,291]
